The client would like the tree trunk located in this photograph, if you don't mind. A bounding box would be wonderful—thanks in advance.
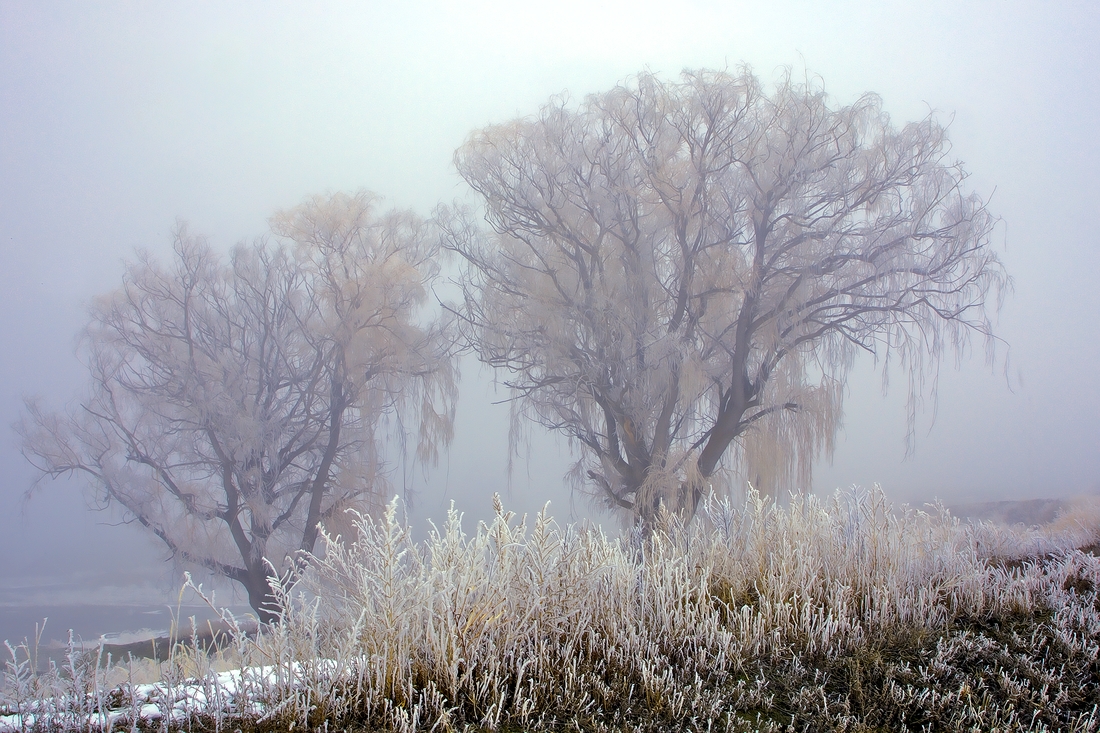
[242,567,281,625]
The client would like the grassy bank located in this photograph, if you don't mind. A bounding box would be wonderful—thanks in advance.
[4,487,1099,732]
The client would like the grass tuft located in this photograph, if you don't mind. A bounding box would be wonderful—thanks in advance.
[4,486,1100,731]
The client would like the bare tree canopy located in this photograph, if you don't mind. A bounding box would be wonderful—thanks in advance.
[442,68,1007,527]
[19,191,457,621]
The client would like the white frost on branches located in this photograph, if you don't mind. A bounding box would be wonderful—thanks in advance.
[19,191,457,620]
[443,68,1007,524]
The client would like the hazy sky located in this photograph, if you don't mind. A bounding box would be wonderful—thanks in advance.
[2,1,1098,604]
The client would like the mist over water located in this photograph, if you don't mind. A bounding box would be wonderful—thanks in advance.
[1,1,1098,641]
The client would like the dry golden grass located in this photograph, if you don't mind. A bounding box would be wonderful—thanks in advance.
[4,486,1100,731]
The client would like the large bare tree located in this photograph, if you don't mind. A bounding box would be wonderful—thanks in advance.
[442,69,1007,527]
[20,191,456,621]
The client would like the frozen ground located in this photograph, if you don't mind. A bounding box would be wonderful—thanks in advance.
[1,489,1098,732]
[0,665,287,732]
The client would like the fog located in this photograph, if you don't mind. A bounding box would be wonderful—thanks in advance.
[1,1,1097,637]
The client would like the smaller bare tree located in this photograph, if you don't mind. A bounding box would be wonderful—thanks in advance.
[443,68,1008,529]
[19,191,456,621]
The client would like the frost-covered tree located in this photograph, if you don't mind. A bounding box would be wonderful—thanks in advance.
[442,69,1006,527]
[19,191,456,621]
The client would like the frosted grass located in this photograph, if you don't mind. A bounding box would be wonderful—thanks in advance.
[4,486,1100,731]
